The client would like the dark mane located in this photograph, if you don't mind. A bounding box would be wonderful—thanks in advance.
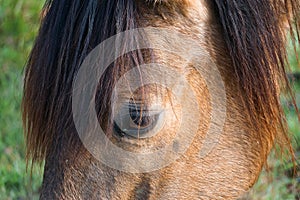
[213,0,300,159]
[22,0,300,165]
[22,0,142,163]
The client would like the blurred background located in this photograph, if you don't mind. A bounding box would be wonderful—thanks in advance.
[0,1,299,199]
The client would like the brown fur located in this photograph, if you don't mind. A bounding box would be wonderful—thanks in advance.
[23,0,299,199]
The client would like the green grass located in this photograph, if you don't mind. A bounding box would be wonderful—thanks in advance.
[0,0,299,199]
[0,1,44,199]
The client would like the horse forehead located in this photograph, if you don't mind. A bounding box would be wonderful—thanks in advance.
[150,0,207,8]
[142,0,213,47]
[154,0,210,20]
[126,0,215,104]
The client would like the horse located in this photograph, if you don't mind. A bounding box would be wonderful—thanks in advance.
[22,0,300,199]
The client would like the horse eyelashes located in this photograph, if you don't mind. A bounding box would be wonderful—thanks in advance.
[112,98,164,139]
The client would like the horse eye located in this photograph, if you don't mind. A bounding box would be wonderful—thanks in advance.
[113,100,164,139]
[129,105,154,128]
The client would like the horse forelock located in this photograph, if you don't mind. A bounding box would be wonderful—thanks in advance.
[213,0,300,159]
[22,0,299,166]
[22,0,143,164]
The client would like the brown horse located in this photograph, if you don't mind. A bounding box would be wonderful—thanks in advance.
[23,0,299,199]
